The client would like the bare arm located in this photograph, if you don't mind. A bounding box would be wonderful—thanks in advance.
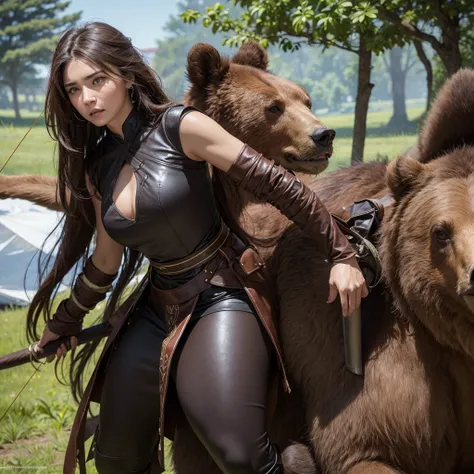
[85,174,124,275]
[179,111,244,170]
[179,111,368,316]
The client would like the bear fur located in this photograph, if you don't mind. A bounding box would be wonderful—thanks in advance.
[172,69,474,474]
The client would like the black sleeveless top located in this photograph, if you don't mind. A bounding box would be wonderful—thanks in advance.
[89,105,222,289]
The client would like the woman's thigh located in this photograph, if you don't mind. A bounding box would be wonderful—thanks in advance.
[96,298,167,462]
[173,308,276,473]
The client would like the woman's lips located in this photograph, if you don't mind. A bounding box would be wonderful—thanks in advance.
[90,109,104,117]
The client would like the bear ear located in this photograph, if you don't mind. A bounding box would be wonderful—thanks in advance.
[418,69,474,163]
[186,43,230,88]
[231,41,269,70]
[386,155,425,200]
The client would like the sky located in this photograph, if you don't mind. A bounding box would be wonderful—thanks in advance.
[66,0,181,49]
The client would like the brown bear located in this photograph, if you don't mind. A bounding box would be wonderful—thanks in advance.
[273,69,474,474]
[170,70,474,474]
[0,41,328,214]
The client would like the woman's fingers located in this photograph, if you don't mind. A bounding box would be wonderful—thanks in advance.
[38,331,77,361]
[57,338,78,360]
[340,288,349,316]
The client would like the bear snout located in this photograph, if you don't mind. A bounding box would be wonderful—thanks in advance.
[311,127,336,151]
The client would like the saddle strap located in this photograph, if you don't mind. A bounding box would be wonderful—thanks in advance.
[332,194,394,288]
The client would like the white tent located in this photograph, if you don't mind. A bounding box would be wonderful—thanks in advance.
[0,199,72,306]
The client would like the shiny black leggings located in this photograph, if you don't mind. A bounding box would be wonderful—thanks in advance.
[94,296,280,474]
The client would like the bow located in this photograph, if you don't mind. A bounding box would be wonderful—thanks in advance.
[0,112,111,423]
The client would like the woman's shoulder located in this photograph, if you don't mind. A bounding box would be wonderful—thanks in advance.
[158,104,203,155]
[162,103,202,127]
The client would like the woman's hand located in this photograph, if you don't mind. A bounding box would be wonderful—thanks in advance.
[36,326,78,361]
[327,256,369,316]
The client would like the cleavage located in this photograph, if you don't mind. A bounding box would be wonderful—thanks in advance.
[112,162,137,221]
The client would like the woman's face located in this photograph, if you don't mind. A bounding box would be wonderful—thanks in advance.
[63,58,132,136]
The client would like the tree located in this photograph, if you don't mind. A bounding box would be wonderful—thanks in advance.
[154,0,238,100]
[377,1,474,77]
[182,1,408,164]
[0,0,80,119]
[412,39,434,113]
[19,71,44,111]
[382,45,417,131]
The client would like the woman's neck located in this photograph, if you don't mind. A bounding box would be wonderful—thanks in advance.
[106,100,134,138]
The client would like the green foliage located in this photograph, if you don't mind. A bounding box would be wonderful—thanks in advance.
[154,0,238,100]
[180,0,407,54]
[376,0,474,76]
[0,412,40,444]
[0,0,80,117]
[0,0,80,71]
[35,395,73,431]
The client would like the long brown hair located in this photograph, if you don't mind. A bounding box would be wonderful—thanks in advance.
[26,21,255,403]
[26,21,173,401]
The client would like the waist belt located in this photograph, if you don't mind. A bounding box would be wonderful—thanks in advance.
[150,221,230,275]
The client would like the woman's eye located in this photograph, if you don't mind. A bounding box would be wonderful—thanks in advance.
[67,87,78,95]
[93,76,105,85]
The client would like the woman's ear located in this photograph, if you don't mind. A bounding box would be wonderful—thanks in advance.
[123,73,135,90]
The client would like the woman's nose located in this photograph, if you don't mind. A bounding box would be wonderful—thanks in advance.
[82,87,96,106]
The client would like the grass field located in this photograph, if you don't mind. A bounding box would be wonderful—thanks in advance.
[0,105,423,472]
[0,106,424,176]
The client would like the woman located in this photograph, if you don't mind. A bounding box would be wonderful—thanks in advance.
[29,22,367,474]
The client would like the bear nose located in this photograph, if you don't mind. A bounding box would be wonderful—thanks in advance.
[311,128,336,148]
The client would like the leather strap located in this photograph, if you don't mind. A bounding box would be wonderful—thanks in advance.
[150,221,229,275]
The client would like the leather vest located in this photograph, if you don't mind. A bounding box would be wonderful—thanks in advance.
[88,105,221,286]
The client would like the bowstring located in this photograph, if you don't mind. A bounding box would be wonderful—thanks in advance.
[0,354,52,423]
[0,110,45,173]
[0,110,48,422]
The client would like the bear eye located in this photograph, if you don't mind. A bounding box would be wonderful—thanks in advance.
[268,104,282,114]
[432,224,451,244]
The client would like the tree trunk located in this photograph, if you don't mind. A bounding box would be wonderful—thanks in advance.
[438,22,461,76]
[351,38,373,164]
[413,40,433,113]
[25,89,31,111]
[9,81,21,120]
[386,46,409,131]
[440,48,462,77]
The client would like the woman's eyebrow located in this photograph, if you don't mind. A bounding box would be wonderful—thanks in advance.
[64,70,105,88]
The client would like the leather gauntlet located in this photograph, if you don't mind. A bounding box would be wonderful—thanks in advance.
[227,144,356,264]
[46,256,117,336]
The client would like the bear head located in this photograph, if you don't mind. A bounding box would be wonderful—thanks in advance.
[184,41,334,175]
[381,148,474,359]
[377,69,474,360]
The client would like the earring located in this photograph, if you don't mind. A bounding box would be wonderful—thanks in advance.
[129,85,137,104]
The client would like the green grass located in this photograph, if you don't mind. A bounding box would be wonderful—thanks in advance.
[0,106,423,176]
[323,106,423,172]
[0,110,57,175]
[0,301,174,472]
[0,104,422,471]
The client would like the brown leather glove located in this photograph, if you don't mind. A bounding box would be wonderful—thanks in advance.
[227,144,356,264]
[46,256,117,336]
